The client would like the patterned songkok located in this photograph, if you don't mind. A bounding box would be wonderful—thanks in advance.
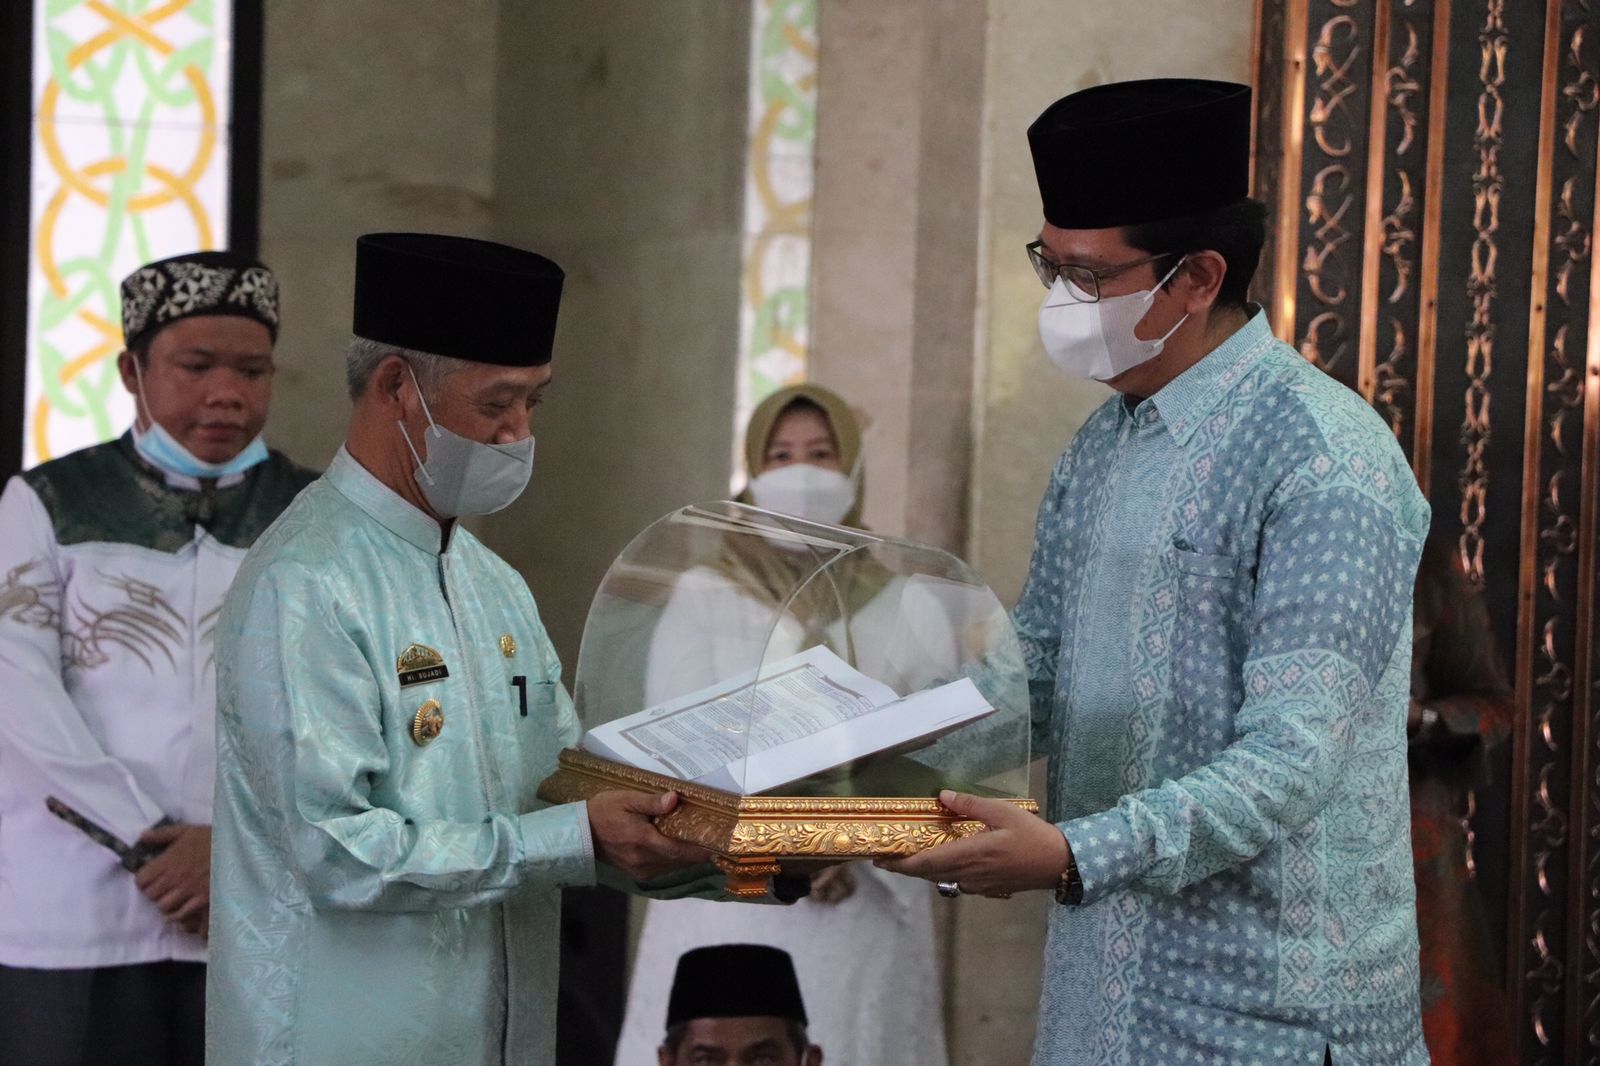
[120,250,280,350]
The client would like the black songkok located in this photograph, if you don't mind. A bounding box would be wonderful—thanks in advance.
[1028,79,1253,229]
[120,250,279,349]
[353,233,564,366]
[665,944,809,1028]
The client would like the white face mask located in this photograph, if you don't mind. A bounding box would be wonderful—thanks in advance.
[1038,256,1189,381]
[397,364,534,518]
[748,461,858,526]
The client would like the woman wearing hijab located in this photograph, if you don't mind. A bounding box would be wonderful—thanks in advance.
[611,384,949,1066]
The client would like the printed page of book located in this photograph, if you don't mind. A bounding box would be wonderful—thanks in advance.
[705,676,993,793]
[581,645,994,794]
[582,646,895,778]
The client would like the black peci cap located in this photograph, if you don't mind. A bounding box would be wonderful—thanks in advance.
[1028,79,1253,230]
[353,232,565,366]
[665,944,809,1028]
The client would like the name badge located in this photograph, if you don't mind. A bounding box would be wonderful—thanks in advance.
[397,643,450,688]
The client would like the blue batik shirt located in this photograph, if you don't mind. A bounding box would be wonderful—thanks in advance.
[1016,310,1430,1065]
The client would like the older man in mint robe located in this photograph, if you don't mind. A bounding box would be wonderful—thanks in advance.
[208,234,708,1065]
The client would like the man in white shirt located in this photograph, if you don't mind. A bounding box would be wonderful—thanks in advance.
[0,251,315,1066]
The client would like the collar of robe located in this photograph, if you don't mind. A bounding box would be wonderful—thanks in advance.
[324,447,450,555]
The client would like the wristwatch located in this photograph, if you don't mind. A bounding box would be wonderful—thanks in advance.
[1054,848,1083,906]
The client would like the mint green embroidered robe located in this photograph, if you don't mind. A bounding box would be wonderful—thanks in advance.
[208,448,594,1065]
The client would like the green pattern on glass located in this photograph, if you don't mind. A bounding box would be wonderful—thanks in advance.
[26,0,225,465]
[735,0,818,470]
[758,0,816,145]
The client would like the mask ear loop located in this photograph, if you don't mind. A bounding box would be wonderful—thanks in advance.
[1153,312,1191,347]
[1145,254,1192,347]
[407,362,440,430]
[396,362,438,485]
[128,353,153,433]
[1154,254,1188,290]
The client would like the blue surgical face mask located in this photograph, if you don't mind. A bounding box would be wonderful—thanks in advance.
[130,358,269,480]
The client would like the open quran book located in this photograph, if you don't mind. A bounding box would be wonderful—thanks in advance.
[580,645,994,794]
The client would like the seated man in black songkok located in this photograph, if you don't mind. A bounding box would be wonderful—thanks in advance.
[658,944,823,1066]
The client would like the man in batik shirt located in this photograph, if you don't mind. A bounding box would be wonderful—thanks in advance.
[0,251,314,1066]
[885,80,1429,1065]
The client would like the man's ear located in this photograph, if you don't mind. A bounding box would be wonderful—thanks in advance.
[1178,250,1228,315]
[116,350,150,431]
[370,354,412,414]
[116,349,139,396]
[804,1045,823,1066]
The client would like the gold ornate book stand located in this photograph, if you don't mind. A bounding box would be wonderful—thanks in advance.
[537,747,1039,898]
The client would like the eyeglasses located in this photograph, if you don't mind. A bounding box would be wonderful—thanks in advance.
[1024,242,1177,303]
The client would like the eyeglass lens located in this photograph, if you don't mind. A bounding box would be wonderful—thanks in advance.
[1027,243,1099,300]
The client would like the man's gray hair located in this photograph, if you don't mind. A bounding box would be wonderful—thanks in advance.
[345,335,470,402]
[659,1020,810,1057]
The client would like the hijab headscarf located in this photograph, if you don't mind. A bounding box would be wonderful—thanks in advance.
[716,383,890,630]
[736,383,866,526]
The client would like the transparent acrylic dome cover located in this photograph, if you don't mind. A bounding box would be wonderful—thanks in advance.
[572,502,1030,798]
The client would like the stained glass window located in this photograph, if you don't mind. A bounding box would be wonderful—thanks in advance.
[733,0,818,486]
[24,0,236,468]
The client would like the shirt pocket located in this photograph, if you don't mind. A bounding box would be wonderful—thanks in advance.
[517,677,560,719]
[500,669,561,732]
[1170,546,1252,725]
[509,678,564,805]
[1172,546,1240,580]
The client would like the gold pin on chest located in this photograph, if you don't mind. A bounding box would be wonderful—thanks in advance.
[411,699,444,747]
[500,634,516,658]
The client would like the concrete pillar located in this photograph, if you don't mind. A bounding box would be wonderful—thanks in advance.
[257,0,500,470]
[480,0,752,669]
[809,0,986,555]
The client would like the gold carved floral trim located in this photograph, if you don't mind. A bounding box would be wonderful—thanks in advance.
[537,747,1039,860]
